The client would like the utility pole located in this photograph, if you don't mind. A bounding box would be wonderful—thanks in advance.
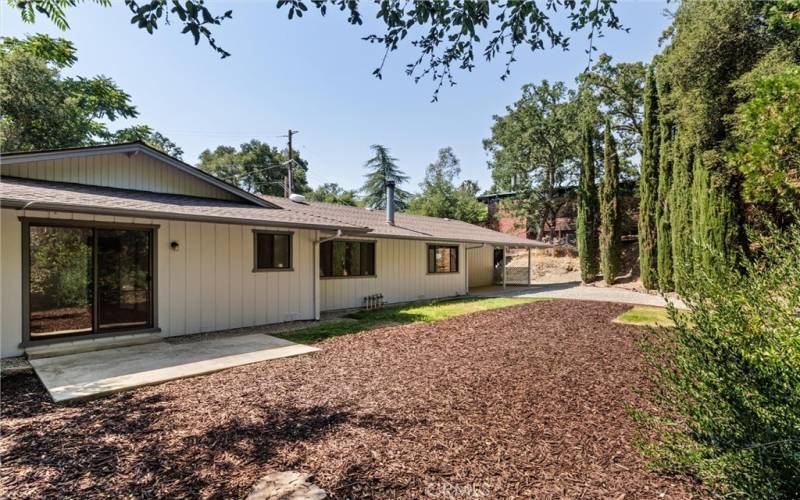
[286,129,299,197]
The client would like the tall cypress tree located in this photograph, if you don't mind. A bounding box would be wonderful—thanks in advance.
[690,154,710,274]
[600,119,621,285]
[691,154,744,279]
[669,144,693,294]
[577,121,599,283]
[638,67,660,290]
[656,78,674,292]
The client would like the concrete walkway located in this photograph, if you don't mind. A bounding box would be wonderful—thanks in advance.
[471,282,685,309]
[30,334,319,402]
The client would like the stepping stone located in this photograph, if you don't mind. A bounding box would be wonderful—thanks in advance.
[246,471,327,500]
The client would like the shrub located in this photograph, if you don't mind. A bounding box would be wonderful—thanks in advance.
[642,225,800,498]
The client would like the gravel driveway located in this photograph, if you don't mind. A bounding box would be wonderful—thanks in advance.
[0,300,697,498]
[473,282,686,308]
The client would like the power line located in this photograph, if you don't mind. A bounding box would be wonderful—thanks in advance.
[280,129,299,197]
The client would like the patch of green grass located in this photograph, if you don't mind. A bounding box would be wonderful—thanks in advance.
[615,306,675,327]
[275,297,546,344]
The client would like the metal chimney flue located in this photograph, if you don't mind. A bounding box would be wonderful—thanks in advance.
[385,180,396,226]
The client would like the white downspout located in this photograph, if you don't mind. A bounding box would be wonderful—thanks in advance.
[503,246,508,290]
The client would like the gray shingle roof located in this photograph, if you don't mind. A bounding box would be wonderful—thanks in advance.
[0,177,369,232]
[0,176,546,247]
[261,195,547,248]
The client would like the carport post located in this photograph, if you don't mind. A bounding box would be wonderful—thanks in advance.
[527,247,531,287]
[503,246,507,289]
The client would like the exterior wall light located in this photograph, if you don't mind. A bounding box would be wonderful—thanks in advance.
[170,241,180,251]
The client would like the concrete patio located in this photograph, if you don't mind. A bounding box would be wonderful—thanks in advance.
[470,281,686,309]
[29,333,319,402]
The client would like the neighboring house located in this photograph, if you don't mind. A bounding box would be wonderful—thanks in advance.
[0,142,543,358]
[478,182,639,245]
[477,192,530,240]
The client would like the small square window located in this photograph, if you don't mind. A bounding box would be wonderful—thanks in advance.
[320,240,376,277]
[254,231,292,270]
[427,245,459,273]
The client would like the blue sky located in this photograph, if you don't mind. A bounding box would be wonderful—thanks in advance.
[2,0,671,193]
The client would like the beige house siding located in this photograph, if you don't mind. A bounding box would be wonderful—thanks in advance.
[1,209,23,357]
[1,208,498,357]
[319,238,468,311]
[467,244,495,288]
[1,153,240,201]
[1,208,317,357]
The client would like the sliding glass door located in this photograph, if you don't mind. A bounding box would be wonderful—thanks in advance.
[96,229,152,331]
[29,226,94,338]
[27,222,154,341]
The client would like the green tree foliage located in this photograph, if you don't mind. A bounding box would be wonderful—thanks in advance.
[407,147,487,225]
[729,65,800,223]
[10,1,625,98]
[577,121,599,283]
[642,225,800,498]
[577,53,647,175]
[29,227,91,308]
[641,4,800,496]
[656,0,800,277]
[360,145,411,210]
[485,81,579,241]
[109,126,184,159]
[0,34,178,153]
[599,119,621,285]
[307,183,359,206]
[668,147,693,294]
[690,155,745,278]
[638,67,660,290]
[656,79,673,292]
[197,140,310,197]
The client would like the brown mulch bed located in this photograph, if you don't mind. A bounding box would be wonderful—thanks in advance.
[0,300,699,498]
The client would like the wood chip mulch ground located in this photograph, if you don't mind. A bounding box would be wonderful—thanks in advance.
[1,300,700,499]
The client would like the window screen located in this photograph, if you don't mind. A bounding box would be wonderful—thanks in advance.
[427,245,459,273]
[320,240,376,277]
[255,232,292,270]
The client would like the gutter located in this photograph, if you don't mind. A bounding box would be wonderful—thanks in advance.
[1,199,372,234]
[315,229,342,244]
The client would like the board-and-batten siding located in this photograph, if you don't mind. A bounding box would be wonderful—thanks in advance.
[0,208,316,357]
[319,238,468,311]
[467,244,496,288]
[1,153,239,201]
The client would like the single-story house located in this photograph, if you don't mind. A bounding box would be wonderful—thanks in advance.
[0,142,545,358]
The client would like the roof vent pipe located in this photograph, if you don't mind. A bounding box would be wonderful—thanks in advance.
[385,180,396,226]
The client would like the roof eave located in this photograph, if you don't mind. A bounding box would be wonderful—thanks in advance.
[0,142,279,210]
[0,198,372,233]
[360,232,550,248]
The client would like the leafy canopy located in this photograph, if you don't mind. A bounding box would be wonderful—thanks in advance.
[9,0,625,99]
[577,52,646,174]
[197,139,310,197]
[307,183,359,206]
[0,34,179,153]
[729,65,800,219]
[110,126,184,159]
[484,80,579,239]
[642,224,800,498]
[407,147,487,225]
